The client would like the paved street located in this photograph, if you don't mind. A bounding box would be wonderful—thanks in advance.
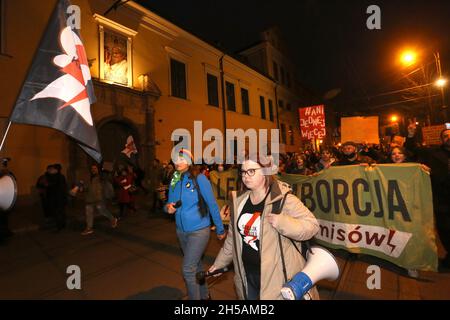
[1,196,450,300]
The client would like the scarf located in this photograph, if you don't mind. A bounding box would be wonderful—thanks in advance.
[170,171,182,191]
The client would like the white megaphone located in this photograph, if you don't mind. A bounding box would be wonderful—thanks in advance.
[281,246,340,300]
[0,174,17,211]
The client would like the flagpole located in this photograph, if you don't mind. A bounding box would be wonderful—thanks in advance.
[0,121,12,152]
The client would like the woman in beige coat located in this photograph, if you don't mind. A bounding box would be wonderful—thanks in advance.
[209,156,320,300]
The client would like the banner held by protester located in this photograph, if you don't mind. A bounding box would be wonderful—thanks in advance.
[210,164,438,271]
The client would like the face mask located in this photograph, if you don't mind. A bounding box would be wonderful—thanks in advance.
[344,152,356,159]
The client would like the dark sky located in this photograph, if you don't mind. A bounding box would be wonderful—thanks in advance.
[136,0,450,113]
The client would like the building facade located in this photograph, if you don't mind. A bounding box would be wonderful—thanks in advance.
[0,0,311,203]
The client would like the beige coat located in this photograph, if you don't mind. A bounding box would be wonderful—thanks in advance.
[213,179,320,300]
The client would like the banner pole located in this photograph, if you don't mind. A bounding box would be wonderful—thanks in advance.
[0,121,12,153]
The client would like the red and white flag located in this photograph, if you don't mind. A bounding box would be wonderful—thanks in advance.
[10,0,102,162]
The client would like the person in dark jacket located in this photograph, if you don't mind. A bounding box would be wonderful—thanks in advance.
[36,165,52,227]
[334,141,375,166]
[406,123,450,270]
[46,164,68,231]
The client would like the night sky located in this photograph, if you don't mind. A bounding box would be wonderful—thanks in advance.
[136,0,450,115]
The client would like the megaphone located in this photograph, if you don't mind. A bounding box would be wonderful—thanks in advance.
[0,174,17,211]
[281,246,340,300]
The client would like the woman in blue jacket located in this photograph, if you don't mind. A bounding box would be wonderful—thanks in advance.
[165,149,226,300]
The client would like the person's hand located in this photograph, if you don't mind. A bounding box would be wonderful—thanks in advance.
[359,163,369,167]
[266,213,281,229]
[408,118,417,137]
[105,50,111,65]
[208,265,223,277]
[420,164,431,174]
[217,232,226,240]
[166,202,176,214]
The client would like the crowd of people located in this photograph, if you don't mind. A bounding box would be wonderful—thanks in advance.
[1,124,448,300]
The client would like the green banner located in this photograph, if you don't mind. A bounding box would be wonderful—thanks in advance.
[209,169,239,224]
[210,164,438,271]
[279,164,438,271]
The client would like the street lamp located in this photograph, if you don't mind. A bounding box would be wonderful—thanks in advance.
[400,50,417,67]
[436,78,447,88]
[390,115,398,122]
[399,49,447,124]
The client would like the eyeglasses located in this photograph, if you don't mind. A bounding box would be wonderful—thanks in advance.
[239,167,263,177]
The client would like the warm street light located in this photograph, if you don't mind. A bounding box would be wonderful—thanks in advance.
[390,115,398,122]
[400,50,417,66]
[436,78,447,87]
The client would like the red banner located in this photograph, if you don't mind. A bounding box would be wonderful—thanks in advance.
[299,105,326,139]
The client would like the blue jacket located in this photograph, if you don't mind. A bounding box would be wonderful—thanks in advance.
[167,172,225,235]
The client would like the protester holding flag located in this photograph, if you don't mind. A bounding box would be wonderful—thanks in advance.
[165,149,225,300]
[117,136,148,194]
[208,154,320,300]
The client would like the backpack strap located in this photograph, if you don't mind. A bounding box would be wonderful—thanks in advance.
[273,191,311,283]
[191,174,209,217]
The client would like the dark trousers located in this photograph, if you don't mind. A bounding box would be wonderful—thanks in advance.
[119,203,135,217]
[50,206,66,230]
[245,272,260,300]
